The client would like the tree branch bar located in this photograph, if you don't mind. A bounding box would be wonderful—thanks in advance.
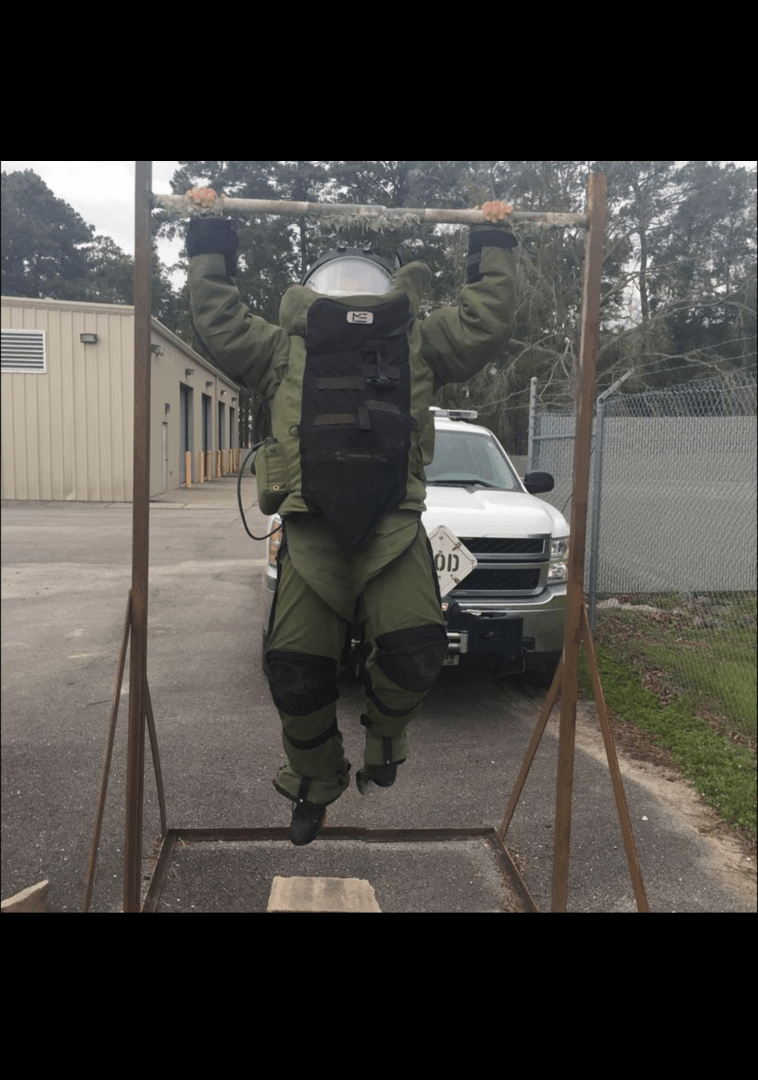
[153,192,587,228]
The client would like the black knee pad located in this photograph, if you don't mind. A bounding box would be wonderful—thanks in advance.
[374,624,448,694]
[266,651,339,716]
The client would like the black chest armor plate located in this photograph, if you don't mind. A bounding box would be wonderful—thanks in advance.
[300,295,414,552]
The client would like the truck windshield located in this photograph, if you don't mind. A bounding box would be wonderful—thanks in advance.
[427,429,520,491]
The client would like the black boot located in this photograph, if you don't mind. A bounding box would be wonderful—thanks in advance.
[357,724,402,794]
[356,763,398,795]
[289,800,327,846]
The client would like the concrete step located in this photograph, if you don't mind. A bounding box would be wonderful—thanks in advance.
[268,876,381,913]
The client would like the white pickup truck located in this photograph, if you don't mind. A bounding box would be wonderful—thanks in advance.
[422,410,568,677]
[262,410,568,678]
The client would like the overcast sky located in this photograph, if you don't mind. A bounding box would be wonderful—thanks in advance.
[3,160,757,278]
[2,160,183,265]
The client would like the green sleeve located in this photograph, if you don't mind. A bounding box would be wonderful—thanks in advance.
[420,241,518,387]
[188,252,288,395]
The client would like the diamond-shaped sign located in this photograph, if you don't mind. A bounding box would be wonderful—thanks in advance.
[428,525,478,596]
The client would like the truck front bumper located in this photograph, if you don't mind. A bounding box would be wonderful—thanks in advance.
[445,585,567,666]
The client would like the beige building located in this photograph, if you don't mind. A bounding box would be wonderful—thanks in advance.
[1,296,243,502]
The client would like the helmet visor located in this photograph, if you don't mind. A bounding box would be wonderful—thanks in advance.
[305,256,394,297]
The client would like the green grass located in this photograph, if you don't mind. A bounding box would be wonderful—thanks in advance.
[579,596,757,839]
[595,593,756,736]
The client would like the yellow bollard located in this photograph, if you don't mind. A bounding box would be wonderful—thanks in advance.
[185,450,192,488]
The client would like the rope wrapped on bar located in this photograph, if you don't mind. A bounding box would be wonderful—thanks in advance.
[154,193,587,232]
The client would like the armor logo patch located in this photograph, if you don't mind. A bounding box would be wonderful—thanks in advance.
[346,311,374,325]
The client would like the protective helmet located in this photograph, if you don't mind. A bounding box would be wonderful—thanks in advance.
[303,245,396,297]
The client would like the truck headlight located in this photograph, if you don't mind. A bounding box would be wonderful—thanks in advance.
[548,536,569,584]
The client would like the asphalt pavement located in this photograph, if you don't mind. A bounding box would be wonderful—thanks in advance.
[2,476,755,913]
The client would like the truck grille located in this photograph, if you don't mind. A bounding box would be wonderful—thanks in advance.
[453,568,541,592]
[459,538,546,555]
[445,536,549,596]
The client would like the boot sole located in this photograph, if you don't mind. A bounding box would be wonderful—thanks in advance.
[290,809,327,846]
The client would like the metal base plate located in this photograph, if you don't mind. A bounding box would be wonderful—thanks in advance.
[142,827,538,913]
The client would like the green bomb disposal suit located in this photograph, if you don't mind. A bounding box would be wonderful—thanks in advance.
[188,222,518,808]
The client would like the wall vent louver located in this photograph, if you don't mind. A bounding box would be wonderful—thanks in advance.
[1,329,47,373]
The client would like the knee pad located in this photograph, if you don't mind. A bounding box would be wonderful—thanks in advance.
[374,624,448,694]
[266,651,339,716]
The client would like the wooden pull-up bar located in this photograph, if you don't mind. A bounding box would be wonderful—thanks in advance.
[153,192,587,231]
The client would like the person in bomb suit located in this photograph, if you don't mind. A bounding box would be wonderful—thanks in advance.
[186,189,517,845]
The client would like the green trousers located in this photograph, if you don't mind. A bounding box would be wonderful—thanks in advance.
[266,513,447,806]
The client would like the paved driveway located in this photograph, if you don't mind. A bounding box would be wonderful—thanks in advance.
[2,480,754,912]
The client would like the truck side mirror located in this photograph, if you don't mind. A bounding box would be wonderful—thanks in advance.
[523,471,555,495]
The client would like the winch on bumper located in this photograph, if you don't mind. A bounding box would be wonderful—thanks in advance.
[442,600,524,670]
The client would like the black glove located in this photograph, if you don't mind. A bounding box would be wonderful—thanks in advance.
[466,227,517,284]
[187,218,239,276]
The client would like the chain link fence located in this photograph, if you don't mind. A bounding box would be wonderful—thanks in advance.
[529,372,757,733]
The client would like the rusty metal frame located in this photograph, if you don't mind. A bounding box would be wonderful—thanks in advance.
[499,174,648,912]
[83,163,165,913]
[84,164,647,914]
[142,826,538,913]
